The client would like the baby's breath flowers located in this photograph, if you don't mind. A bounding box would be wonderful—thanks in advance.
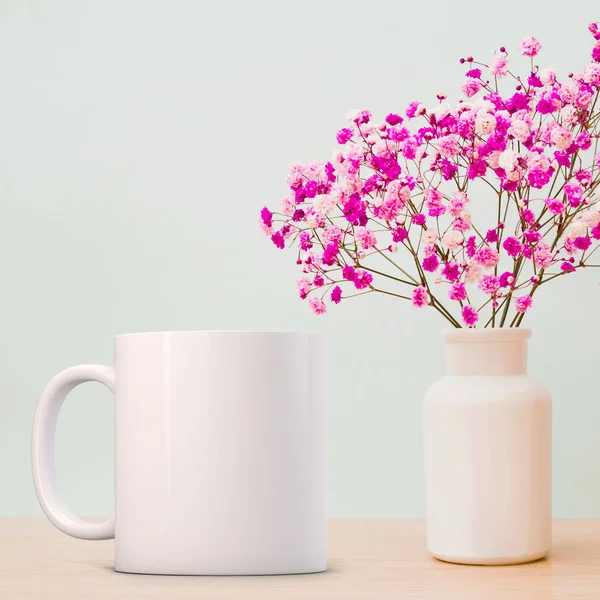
[261,24,600,328]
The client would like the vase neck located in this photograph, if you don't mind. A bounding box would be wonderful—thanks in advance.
[442,329,531,376]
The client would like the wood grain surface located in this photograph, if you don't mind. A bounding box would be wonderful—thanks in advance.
[0,518,598,599]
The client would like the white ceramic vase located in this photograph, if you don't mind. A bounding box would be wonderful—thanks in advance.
[424,328,551,565]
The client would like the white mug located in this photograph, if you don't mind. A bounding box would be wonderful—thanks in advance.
[32,331,326,575]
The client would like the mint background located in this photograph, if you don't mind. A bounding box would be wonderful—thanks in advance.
[1,0,598,518]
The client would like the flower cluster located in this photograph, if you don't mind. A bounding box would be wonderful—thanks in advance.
[260,24,600,327]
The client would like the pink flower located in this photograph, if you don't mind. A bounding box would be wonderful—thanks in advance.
[573,236,592,251]
[355,226,378,250]
[424,188,446,217]
[503,237,523,258]
[271,231,285,249]
[309,297,327,315]
[336,128,354,145]
[441,230,463,249]
[449,282,467,301]
[583,64,600,85]
[322,226,343,245]
[545,198,565,214]
[462,305,479,326]
[520,36,542,57]
[297,278,311,299]
[412,286,429,307]
[330,286,342,304]
[385,113,403,125]
[533,242,553,268]
[353,269,373,290]
[474,246,500,268]
[437,135,460,157]
[262,24,600,325]
[490,54,509,77]
[392,226,408,243]
[499,271,515,287]
[422,254,440,272]
[461,77,481,98]
[479,274,500,294]
[551,127,573,150]
[514,295,533,313]
[448,192,468,216]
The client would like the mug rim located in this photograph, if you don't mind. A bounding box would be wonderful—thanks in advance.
[115,330,321,339]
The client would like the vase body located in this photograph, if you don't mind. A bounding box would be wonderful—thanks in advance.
[424,328,551,565]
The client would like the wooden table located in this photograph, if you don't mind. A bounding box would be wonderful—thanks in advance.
[0,518,599,599]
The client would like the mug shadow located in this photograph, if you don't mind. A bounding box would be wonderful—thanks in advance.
[96,565,339,578]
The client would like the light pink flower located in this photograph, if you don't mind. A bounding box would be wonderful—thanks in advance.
[474,246,500,268]
[281,195,295,216]
[583,64,600,85]
[297,278,311,299]
[490,55,508,77]
[308,297,327,315]
[533,242,553,269]
[448,191,468,217]
[437,134,460,157]
[508,119,530,142]
[479,274,500,294]
[475,111,497,135]
[461,77,481,98]
[355,226,378,250]
[514,295,533,313]
[412,286,429,308]
[520,36,542,57]
[551,127,574,150]
[322,226,343,245]
[441,230,463,249]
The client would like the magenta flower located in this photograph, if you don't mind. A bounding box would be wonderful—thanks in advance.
[503,237,523,258]
[392,226,408,243]
[462,305,479,327]
[330,286,342,304]
[412,286,429,307]
[442,262,461,282]
[322,243,339,266]
[342,265,356,282]
[260,207,273,228]
[545,198,565,214]
[422,255,440,272]
[449,282,467,301]
[385,113,403,126]
[336,128,354,145]
[271,231,285,250]
[574,236,592,251]
[353,270,373,290]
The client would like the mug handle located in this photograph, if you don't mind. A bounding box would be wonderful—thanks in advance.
[32,365,116,540]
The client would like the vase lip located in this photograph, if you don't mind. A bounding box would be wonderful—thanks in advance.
[441,328,532,343]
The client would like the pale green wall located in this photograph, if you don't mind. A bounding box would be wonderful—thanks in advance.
[1,0,598,518]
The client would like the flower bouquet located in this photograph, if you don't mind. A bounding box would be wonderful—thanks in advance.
[260,24,600,566]
[260,25,600,329]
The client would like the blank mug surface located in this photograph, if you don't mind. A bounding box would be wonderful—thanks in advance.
[32,331,327,575]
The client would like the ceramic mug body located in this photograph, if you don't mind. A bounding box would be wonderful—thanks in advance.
[32,331,327,575]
